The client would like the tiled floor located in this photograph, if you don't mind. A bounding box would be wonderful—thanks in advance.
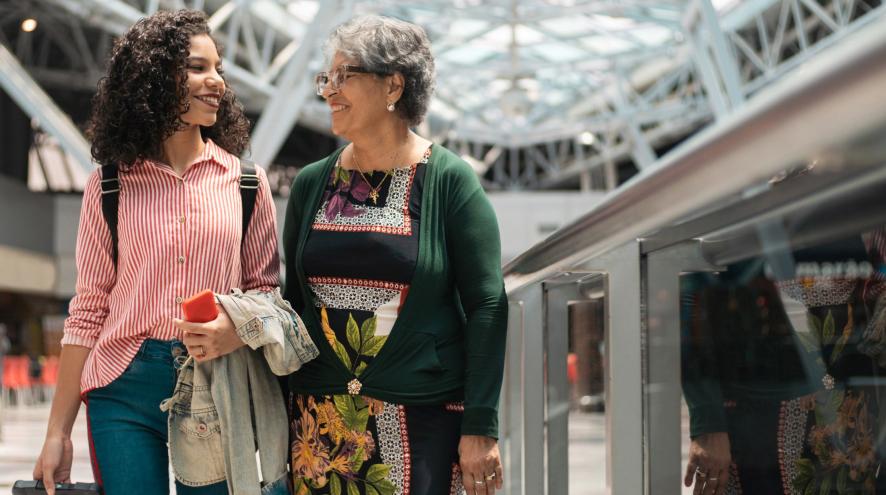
[0,399,689,494]
[0,401,94,489]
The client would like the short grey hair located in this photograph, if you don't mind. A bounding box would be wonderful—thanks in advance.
[324,15,435,127]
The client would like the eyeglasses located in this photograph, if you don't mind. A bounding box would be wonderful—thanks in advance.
[315,65,378,96]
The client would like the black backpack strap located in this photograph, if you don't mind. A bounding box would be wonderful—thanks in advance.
[100,164,120,268]
[239,158,259,241]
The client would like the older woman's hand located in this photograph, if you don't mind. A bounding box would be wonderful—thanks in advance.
[173,306,244,362]
[459,435,504,494]
[684,432,731,495]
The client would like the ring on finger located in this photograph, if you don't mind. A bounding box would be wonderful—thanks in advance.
[473,480,486,485]
[485,472,496,481]
[695,467,708,478]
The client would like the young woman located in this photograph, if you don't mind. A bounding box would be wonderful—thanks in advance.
[31,10,278,495]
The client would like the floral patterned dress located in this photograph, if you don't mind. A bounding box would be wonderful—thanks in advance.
[683,229,886,495]
[773,230,886,495]
[291,146,466,495]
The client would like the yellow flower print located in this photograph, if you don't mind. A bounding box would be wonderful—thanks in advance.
[292,409,331,488]
[320,306,336,349]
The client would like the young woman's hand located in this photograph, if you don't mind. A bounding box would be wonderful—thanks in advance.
[33,434,73,495]
[174,305,245,362]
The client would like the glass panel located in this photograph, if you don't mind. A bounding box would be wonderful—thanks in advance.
[566,279,608,494]
[680,221,886,494]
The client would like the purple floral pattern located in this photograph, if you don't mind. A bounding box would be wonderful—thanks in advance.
[321,166,372,221]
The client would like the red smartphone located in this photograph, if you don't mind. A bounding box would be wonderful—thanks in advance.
[181,289,219,323]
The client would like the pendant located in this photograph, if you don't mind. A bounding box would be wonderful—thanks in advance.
[369,189,379,204]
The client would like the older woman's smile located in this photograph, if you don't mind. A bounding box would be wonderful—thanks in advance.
[330,103,348,113]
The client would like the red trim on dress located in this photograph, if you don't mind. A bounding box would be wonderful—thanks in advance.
[777,400,791,494]
[450,463,463,495]
[729,463,743,494]
[307,276,408,291]
[398,405,412,495]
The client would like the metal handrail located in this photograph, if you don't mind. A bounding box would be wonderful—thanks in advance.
[503,17,886,292]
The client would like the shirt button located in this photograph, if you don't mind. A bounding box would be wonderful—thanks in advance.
[179,216,186,224]
[177,256,185,264]
[175,296,183,304]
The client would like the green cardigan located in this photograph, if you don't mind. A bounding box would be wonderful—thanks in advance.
[282,144,508,438]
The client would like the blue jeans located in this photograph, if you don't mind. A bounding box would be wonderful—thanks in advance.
[85,339,228,495]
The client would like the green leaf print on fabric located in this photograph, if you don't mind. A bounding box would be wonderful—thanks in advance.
[334,341,352,371]
[819,475,832,495]
[837,466,849,493]
[793,458,814,493]
[831,306,853,365]
[329,473,342,495]
[363,336,386,358]
[370,478,397,495]
[360,317,376,344]
[324,310,387,373]
[334,166,351,187]
[333,395,368,432]
[346,314,361,354]
[366,464,390,483]
[359,315,386,358]
[823,311,836,345]
[355,362,368,376]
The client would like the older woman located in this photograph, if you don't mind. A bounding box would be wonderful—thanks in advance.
[282,14,508,495]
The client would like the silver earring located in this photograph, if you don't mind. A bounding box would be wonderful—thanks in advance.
[387,102,395,112]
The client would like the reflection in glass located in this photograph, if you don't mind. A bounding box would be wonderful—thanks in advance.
[682,228,886,494]
[569,296,607,494]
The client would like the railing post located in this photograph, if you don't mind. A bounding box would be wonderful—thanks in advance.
[502,299,526,495]
[521,285,546,494]
[543,279,581,495]
[579,242,644,495]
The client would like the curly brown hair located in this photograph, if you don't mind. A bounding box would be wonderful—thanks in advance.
[87,9,250,168]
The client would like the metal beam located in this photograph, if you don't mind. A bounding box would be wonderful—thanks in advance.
[697,0,745,108]
[249,1,344,166]
[613,67,657,168]
[0,42,92,177]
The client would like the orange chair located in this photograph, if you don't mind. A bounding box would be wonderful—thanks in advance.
[40,355,59,402]
[41,356,59,386]
[567,352,578,384]
[2,356,34,406]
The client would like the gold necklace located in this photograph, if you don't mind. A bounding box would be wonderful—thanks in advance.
[351,147,396,205]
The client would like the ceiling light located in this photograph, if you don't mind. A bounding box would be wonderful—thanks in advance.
[579,132,596,145]
[21,18,37,32]
[500,86,532,118]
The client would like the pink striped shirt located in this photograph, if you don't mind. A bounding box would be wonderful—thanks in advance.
[62,139,279,393]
